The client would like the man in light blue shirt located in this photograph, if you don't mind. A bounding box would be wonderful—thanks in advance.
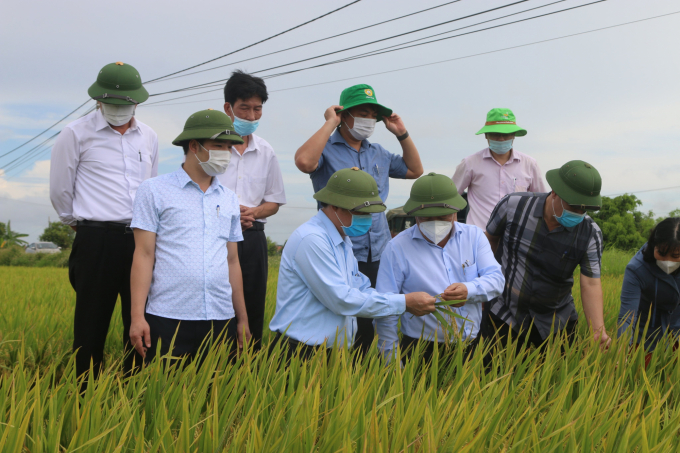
[294,84,424,354]
[375,173,504,363]
[269,167,436,360]
[129,109,251,363]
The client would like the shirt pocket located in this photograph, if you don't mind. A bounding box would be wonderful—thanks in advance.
[139,152,153,180]
[512,177,530,193]
[462,263,478,282]
[246,176,268,201]
[218,212,235,241]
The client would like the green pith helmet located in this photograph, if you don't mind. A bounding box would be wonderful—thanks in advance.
[403,172,467,217]
[546,160,602,210]
[88,62,149,105]
[475,108,527,136]
[314,167,386,213]
[172,109,244,146]
[336,84,392,122]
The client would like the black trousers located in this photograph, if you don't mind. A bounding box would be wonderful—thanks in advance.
[400,334,481,364]
[144,313,237,365]
[355,250,380,356]
[69,224,141,378]
[270,333,329,363]
[484,310,578,362]
[237,224,268,350]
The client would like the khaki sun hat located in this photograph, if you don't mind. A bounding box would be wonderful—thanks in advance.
[88,62,149,105]
[172,109,244,146]
[314,167,386,213]
[546,160,602,210]
[403,172,467,217]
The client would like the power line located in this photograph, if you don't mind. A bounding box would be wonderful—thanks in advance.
[605,186,680,198]
[144,0,363,84]
[1,2,360,160]
[148,0,465,85]
[147,0,532,98]
[139,9,680,109]
[0,99,90,159]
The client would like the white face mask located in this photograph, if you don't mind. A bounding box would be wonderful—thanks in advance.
[418,220,453,245]
[195,143,232,176]
[345,111,376,141]
[100,103,136,126]
[657,260,680,274]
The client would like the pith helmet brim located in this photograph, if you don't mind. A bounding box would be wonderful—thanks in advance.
[313,187,386,213]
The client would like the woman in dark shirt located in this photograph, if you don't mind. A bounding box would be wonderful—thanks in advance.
[618,217,680,352]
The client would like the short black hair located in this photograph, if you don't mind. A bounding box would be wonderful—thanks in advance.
[318,202,328,209]
[224,70,268,105]
[642,217,680,263]
[182,139,204,156]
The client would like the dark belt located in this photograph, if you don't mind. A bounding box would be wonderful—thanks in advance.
[77,220,133,234]
[246,222,264,232]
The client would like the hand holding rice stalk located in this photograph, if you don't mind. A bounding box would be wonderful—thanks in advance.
[433,282,470,337]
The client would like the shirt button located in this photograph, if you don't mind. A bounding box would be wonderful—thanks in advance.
[501,181,505,184]
[239,177,242,179]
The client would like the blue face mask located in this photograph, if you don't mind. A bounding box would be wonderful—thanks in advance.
[488,139,513,155]
[552,197,586,228]
[232,113,259,136]
[335,210,372,237]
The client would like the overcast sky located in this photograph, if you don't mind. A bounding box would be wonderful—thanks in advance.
[1,0,679,244]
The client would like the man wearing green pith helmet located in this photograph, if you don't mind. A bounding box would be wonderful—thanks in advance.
[269,167,435,361]
[485,160,611,356]
[294,84,424,355]
[50,62,159,379]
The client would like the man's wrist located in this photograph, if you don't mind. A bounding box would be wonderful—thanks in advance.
[396,131,409,141]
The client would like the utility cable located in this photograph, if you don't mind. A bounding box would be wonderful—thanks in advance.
[149,0,465,84]
[140,10,680,109]
[0,99,90,159]
[146,0,532,97]
[144,0,363,83]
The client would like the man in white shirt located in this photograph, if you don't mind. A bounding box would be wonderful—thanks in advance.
[49,62,158,379]
[220,70,286,350]
[452,108,545,229]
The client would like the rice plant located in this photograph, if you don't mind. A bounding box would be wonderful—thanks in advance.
[3,249,680,452]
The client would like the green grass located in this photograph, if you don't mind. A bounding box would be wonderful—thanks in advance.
[4,249,680,452]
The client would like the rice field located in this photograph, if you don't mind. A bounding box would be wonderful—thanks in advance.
[2,248,680,452]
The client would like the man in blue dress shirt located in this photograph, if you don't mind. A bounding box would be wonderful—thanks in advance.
[375,173,505,363]
[269,167,436,360]
[293,84,424,354]
[129,109,251,363]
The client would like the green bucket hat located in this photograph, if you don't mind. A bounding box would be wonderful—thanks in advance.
[336,84,392,122]
[546,160,602,210]
[313,167,386,213]
[403,172,467,217]
[475,108,527,137]
[88,62,149,105]
[172,109,244,146]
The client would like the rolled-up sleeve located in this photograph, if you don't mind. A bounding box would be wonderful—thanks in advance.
[463,229,505,302]
[295,235,405,318]
[130,181,159,233]
[49,127,79,226]
[618,265,643,337]
[375,243,403,358]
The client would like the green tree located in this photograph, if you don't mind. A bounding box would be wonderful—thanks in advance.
[0,222,5,238]
[588,194,656,251]
[266,236,280,256]
[39,221,75,249]
[1,220,29,248]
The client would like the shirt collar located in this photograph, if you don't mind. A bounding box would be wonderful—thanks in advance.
[482,147,521,163]
[316,210,345,247]
[330,129,371,152]
[94,108,140,133]
[240,133,259,155]
[174,166,224,193]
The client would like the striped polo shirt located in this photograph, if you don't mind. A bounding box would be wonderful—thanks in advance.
[486,192,603,339]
